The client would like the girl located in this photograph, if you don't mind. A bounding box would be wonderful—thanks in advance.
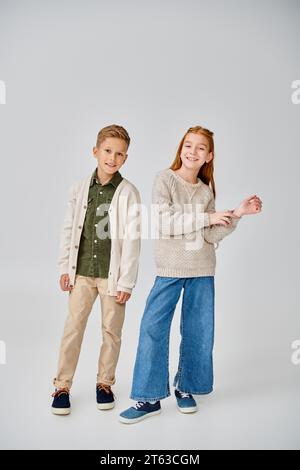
[119,126,262,424]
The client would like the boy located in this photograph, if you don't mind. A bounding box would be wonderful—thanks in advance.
[51,124,141,415]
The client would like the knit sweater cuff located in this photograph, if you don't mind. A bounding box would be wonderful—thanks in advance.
[203,212,210,228]
[231,215,242,227]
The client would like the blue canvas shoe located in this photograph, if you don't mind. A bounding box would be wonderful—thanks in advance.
[96,383,115,410]
[175,389,198,413]
[119,401,161,424]
[51,388,71,415]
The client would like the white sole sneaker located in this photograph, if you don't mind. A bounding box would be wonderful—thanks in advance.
[119,409,161,424]
[177,405,198,414]
[97,401,115,410]
[51,407,71,415]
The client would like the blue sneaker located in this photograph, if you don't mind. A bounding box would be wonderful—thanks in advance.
[119,401,161,424]
[96,383,115,410]
[51,388,71,415]
[175,389,198,413]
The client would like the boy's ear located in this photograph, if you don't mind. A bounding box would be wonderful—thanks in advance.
[92,146,98,156]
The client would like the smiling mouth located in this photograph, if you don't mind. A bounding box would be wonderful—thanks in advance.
[186,156,199,161]
[105,162,117,168]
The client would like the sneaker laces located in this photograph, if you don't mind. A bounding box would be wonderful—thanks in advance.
[97,383,115,398]
[52,388,70,398]
[177,390,191,399]
[133,401,146,409]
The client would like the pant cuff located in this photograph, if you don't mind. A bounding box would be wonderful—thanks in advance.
[175,388,213,395]
[129,391,171,402]
[53,377,72,389]
[96,377,115,386]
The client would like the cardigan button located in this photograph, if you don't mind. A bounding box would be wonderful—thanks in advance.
[75,245,79,249]
[78,225,82,229]
[72,266,75,269]
[83,205,87,209]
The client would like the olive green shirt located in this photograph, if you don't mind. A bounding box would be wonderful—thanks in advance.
[76,168,123,278]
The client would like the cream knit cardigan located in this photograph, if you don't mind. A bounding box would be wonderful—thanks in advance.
[58,174,141,296]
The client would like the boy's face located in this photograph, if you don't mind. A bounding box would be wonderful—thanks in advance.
[93,137,128,176]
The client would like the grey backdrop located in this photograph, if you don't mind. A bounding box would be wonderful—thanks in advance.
[0,0,299,450]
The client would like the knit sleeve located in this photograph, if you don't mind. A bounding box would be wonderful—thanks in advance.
[152,171,210,236]
[116,186,141,294]
[203,190,241,244]
[58,182,77,275]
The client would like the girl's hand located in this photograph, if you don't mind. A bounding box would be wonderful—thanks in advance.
[60,273,73,292]
[208,211,238,227]
[115,291,131,304]
[233,195,263,217]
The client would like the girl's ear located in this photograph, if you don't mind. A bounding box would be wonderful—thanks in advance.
[207,151,214,163]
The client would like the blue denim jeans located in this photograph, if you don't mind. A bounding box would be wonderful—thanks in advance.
[130,276,215,401]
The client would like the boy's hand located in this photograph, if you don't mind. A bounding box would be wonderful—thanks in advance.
[60,273,73,292]
[115,291,131,304]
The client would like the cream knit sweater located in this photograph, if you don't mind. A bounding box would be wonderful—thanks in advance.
[152,168,241,277]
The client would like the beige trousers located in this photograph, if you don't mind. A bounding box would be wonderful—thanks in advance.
[53,275,126,389]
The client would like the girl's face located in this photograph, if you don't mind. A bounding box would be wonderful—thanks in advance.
[180,133,213,171]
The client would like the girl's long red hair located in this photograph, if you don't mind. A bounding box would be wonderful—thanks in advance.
[170,126,216,199]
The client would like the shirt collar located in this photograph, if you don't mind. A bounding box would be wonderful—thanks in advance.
[90,167,123,188]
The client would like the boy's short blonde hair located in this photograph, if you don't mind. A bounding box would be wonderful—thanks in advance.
[96,124,130,149]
